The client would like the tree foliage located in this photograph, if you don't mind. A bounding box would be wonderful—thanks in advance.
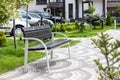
[0,0,33,26]
[106,12,112,26]
[88,5,95,14]
[116,6,120,17]
[92,33,120,80]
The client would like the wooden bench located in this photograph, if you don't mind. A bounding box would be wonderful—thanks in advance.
[22,25,71,72]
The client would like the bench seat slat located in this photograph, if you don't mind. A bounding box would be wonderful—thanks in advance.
[28,39,71,51]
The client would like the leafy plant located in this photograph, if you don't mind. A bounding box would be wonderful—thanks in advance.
[85,14,102,29]
[0,31,7,47]
[60,24,65,32]
[106,12,112,26]
[75,20,79,29]
[88,5,96,14]
[116,6,120,17]
[0,0,33,26]
[79,22,85,32]
[92,33,120,80]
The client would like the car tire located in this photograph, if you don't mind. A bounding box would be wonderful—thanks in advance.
[10,25,24,36]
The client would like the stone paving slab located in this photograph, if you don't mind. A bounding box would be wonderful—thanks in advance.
[0,29,120,80]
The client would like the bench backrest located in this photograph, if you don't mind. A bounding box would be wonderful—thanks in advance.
[23,25,52,39]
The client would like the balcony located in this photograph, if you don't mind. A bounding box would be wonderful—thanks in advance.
[83,0,93,3]
[47,2,63,8]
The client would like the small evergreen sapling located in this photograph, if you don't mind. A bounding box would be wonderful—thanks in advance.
[91,33,120,80]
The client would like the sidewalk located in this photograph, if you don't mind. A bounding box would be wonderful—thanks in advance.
[0,30,120,80]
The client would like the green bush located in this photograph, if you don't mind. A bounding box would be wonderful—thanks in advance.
[85,14,102,28]
[79,22,85,32]
[61,19,66,23]
[88,5,96,14]
[60,24,66,32]
[106,12,112,26]
[54,24,76,32]
[74,20,79,29]
[0,31,7,47]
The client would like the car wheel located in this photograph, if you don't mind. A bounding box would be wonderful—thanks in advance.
[15,27,23,35]
[10,25,24,36]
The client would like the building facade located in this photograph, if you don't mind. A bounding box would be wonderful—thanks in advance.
[28,0,107,20]
[107,0,120,16]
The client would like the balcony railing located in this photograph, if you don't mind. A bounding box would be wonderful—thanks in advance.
[47,2,63,8]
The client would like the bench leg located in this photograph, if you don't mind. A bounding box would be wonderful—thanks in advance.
[68,42,70,58]
[45,51,50,72]
[50,51,53,59]
[24,40,28,72]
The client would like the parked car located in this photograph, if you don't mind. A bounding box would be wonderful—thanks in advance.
[29,11,52,19]
[28,12,55,28]
[1,18,31,36]
[18,10,40,26]
[29,11,64,23]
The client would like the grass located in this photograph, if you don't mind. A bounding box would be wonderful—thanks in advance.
[0,39,80,74]
[0,39,45,74]
[0,24,114,74]
[55,25,113,38]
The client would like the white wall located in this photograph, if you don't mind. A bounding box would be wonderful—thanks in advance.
[65,0,76,20]
[78,0,106,18]
[93,0,103,16]
[28,0,47,11]
[78,0,82,18]
[27,0,107,20]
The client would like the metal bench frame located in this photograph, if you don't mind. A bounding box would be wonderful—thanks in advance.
[22,26,71,72]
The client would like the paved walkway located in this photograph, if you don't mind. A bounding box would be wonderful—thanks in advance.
[0,30,120,80]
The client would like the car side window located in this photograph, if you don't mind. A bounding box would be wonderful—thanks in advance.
[20,12,31,19]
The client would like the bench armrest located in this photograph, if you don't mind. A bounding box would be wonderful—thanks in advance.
[52,32,68,39]
[23,37,48,52]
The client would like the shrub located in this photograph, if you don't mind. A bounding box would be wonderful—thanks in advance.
[79,22,85,32]
[92,33,120,80]
[74,20,79,29]
[85,14,102,29]
[106,12,112,26]
[116,6,120,17]
[60,24,66,32]
[61,19,66,23]
[88,5,96,14]
[0,31,7,47]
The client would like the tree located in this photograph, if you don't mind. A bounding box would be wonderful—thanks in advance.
[88,5,95,14]
[0,0,13,25]
[116,6,120,17]
[106,12,112,26]
[0,0,33,26]
[92,33,120,80]
[0,0,33,49]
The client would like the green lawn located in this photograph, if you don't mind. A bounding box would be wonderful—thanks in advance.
[0,24,113,74]
[0,39,45,74]
[55,25,113,38]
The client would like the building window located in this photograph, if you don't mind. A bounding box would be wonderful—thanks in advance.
[69,4,73,18]
[108,0,120,2]
[36,0,47,5]
[56,0,63,2]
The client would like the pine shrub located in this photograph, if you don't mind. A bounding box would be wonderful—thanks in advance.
[106,12,112,26]
[92,33,120,80]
